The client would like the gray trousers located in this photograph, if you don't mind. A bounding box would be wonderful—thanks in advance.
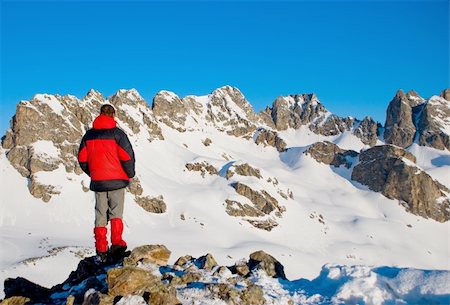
[94,188,125,227]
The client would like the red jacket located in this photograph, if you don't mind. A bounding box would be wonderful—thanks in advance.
[78,115,135,192]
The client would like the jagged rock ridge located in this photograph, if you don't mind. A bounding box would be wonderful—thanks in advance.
[384,89,450,150]
[1,86,449,224]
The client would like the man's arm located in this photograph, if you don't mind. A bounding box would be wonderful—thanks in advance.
[115,128,135,178]
[78,134,90,176]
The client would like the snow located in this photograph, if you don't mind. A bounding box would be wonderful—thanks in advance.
[33,94,65,115]
[158,90,181,103]
[32,140,60,159]
[278,265,450,305]
[118,88,143,101]
[408,143,450,187]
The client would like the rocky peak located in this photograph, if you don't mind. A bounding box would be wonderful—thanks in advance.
[270,93,327,131]
[210,86,255,117]
[416,95,450,150]
[394,89,405,99]
[440,89,450,101]
[384,90,417,148]
[109,88,146,108]
[384,88,450,151]
[83,89,104,102]
[353,116,379,146]
[405,90,425,107]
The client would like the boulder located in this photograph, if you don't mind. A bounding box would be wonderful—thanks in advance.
[248,250,287,280]
[0,296,31,305]
[195,253,218,271]
[124,245,171,267]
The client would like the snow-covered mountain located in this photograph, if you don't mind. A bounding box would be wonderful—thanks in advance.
[1,86,449,304]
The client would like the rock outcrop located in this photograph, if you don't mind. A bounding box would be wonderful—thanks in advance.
[185,161,218,177]
[254,128,287,152]
[136,195,167,214]
[384,90,419,148]
[305,141,358,168]
[416,95,450,150]
[2,245,290,305]
[270,94,325,130]
[353,116,379,146]
[225,163,262,179]
[352,145,450,222]
[231,182,285,216]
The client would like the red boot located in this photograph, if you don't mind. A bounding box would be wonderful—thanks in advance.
[110,218,127,262]
[110,218,127,247]
[93,227,108,253]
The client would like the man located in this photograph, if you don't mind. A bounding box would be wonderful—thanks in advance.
[78,104,135,262]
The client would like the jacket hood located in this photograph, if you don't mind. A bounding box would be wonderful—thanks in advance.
[93,115,117,129]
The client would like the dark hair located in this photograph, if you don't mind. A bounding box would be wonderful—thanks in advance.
[100,104,115,117]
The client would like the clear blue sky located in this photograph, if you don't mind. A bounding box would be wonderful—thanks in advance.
[1,0,448,134]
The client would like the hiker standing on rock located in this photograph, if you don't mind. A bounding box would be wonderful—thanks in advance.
[78,104,135,262]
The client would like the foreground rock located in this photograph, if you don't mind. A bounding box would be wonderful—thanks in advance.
[352,145,450,222]
[2,245,290,305]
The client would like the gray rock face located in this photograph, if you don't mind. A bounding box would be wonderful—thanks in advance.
[269,94,355,136]
[270,94,326,130]
[225,199,265,218]
[225,163,262,179]
[416,96,450,150]
[232,182,285,216]
[384,89,450,151]
[2,93,99,201]
[305,141,358,168]
[208,86,258,137]
[310,115,354,136]
[254,128,287,152]
[185,162,218,177]
[136,195,167,214]
[384,90,418,148]
[152,91,190,132]
[152,86,259,138]
[353,116,379,146]
[226,180,287,231]
[352,145,450,222]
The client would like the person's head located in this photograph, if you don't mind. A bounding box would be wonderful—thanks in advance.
[100,104,115,117]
